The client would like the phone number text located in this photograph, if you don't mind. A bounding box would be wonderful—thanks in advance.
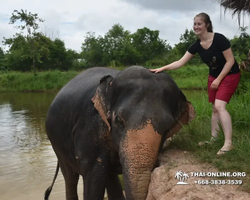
[194,180,243,185]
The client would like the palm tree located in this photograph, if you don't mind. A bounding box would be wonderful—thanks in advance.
[174,170,183,181]
[219,0,250,71]
[182,173,190,182]
[219,0,250,13]
[218,0,250,24]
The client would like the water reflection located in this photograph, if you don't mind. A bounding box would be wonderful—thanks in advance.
[0,92,69,200]
[0,103,40,151]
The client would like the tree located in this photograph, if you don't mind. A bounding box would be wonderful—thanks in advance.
[174,29,197,56]
[230,26,250,61]
[0,47,7,70]
[4,9,44,75]
[102,24,141,66]
[170,29,200,65]
[4,32,53,72]
[174,170,183,182]
[131,27,170,64]
[80,24,171,67]
[218,0,250,24]
[4,35,33,71]
[218,0,250,73]
[81,24,142,67]
[81,32,104,67]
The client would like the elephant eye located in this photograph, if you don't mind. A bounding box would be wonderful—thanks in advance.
[114,114,124,126]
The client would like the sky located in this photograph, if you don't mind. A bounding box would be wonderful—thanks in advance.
[0,0,249,52]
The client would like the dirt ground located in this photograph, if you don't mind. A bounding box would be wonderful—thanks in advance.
[146,147,250,200]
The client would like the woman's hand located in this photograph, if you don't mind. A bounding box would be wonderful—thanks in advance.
[211,78,221,90]
[149,67,164,73]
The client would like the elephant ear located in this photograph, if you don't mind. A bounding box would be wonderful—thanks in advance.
[91,75,113,132]
[165,91,196,139]
[180,90,196,122]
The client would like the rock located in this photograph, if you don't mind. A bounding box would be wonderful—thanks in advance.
[146,148,250,200]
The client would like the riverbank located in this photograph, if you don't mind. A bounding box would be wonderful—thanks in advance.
[0,70,79,92]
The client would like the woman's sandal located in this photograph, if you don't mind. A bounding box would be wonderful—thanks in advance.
[198,136,217,146]
[216,146,234,155]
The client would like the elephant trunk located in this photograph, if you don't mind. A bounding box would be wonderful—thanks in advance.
[123,169,151,200]
[119,122,162,200]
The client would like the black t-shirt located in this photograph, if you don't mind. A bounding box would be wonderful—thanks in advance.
[188,33,240,77]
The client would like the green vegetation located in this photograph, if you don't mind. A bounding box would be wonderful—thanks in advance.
[0,70,78,92]
[167,64,208,89]
[1,65,249,92]
[2,10,83,73]
[0,64,208,92]
[1,9,250,75]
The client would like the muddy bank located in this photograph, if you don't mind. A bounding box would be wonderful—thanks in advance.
[146,148,250,200]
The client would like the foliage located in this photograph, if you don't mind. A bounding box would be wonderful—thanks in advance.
[42,38,77,71]
[2,9,250,73]
[0,64,227,92]
[0,70,79,92]
[81,32,105,67]
[2,10,80,73]
[171,29,201,65]
[231,26,250,63]
[0,47,7,70]
[130,27,170,63]
[219,0,250,25]
[4,9,45,75]
[81,24,171,67]
[167,64,208,88]
[174,29,197,55]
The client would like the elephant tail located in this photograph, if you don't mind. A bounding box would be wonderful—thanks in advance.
[44,161,60,200]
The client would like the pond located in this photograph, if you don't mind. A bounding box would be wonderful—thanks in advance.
[0,90,204,200]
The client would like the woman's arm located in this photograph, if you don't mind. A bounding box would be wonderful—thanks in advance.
[210,48,235,90]
[149,51,194,73]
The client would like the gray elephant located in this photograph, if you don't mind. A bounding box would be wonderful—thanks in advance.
[44,66,195,200]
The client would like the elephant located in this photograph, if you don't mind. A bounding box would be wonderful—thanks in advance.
[44,65,195,200]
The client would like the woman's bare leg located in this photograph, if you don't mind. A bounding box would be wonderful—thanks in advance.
[213,99,233,153]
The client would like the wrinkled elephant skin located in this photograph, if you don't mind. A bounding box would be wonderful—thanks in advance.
[45,66,195,200]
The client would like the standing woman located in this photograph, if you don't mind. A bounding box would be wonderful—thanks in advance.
[150,12,240,155]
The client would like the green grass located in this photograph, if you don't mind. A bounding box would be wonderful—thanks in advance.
[0,65,209,92]
[0,70,79,92]
[167,90,250,191]
[0,65,249,92]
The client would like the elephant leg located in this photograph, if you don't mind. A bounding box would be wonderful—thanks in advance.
[59,160,79,200]
[82,163,107,200]
[106,173,125,200]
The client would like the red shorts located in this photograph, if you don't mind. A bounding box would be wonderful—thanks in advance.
[208,73,240,103]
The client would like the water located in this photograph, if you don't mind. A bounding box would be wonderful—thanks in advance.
[0,90,203,200]
[0,92,84,200]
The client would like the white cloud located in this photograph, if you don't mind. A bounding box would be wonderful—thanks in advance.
[0,0,249,52]
[121,0,218,13]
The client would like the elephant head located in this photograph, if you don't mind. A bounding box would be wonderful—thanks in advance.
[92,66,195,200]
